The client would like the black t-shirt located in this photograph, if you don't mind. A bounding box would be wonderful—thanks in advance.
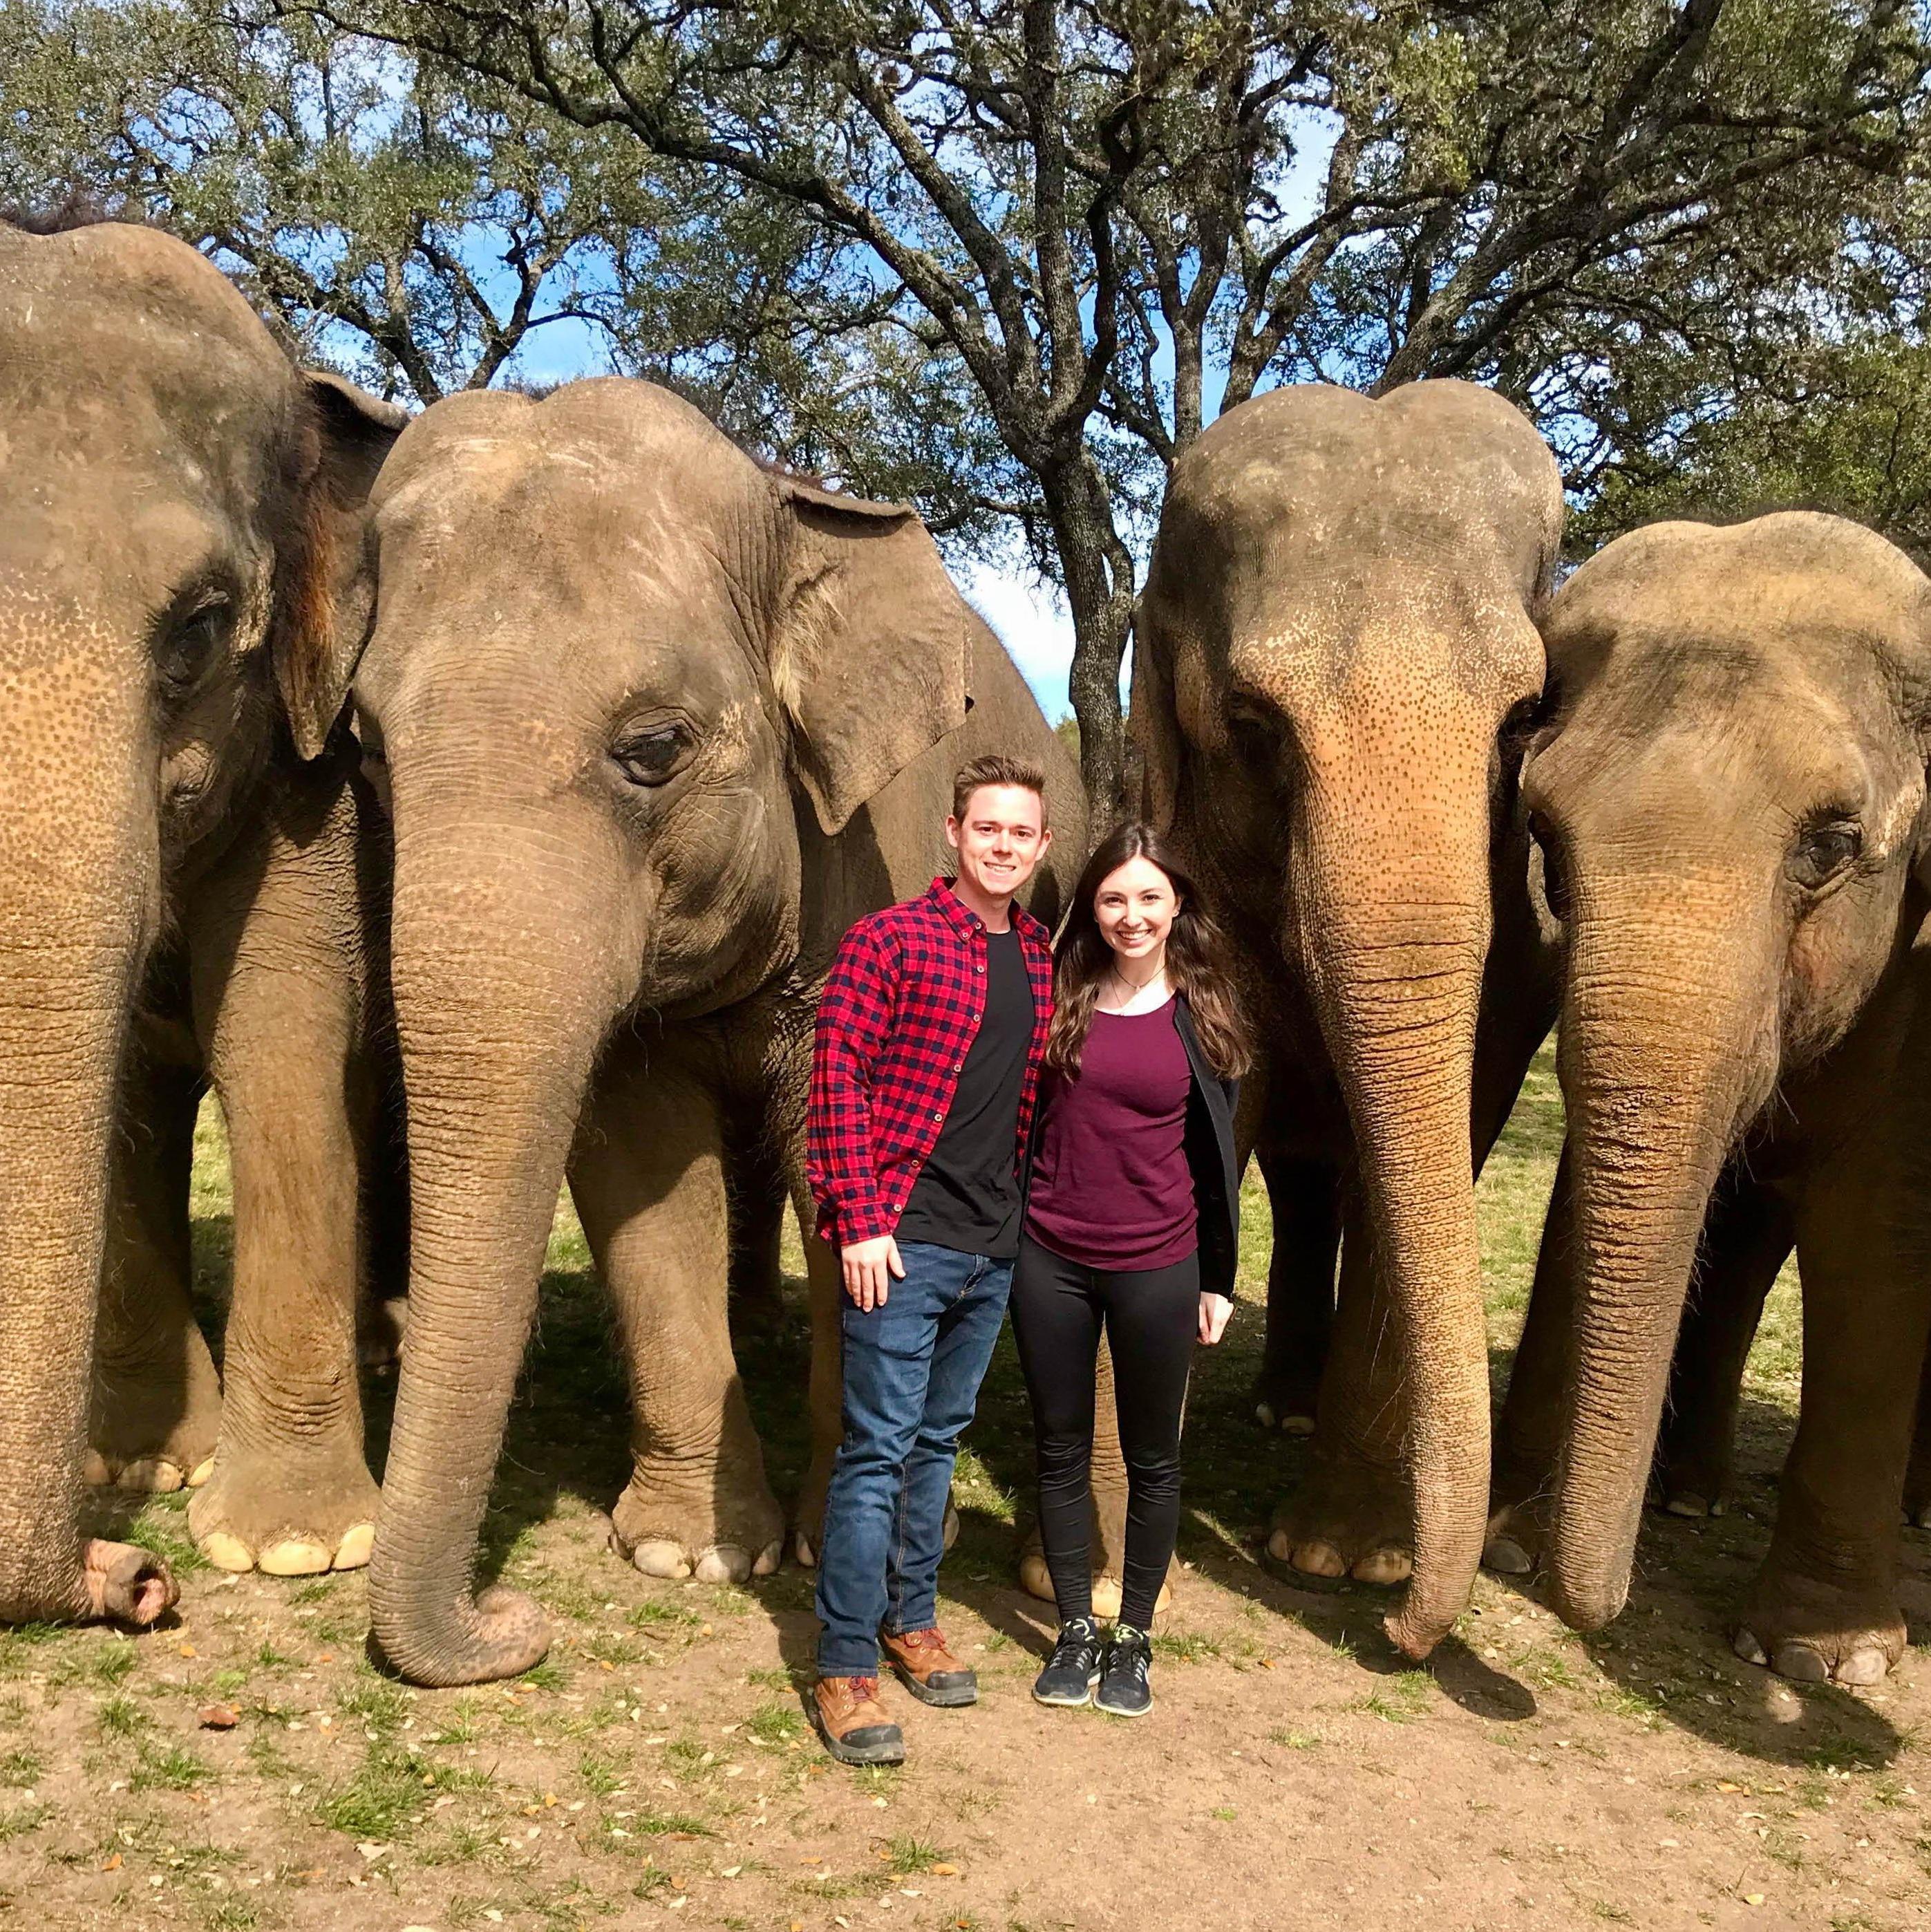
[895,927,1035,1259]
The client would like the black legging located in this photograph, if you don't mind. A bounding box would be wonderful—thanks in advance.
[1008,1232,1198,1631]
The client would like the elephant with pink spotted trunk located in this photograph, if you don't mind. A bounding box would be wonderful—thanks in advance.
[0,212,404,1620]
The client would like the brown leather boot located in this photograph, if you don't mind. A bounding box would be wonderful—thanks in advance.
[880,1625,978,1707]
[811,1676,905,1765]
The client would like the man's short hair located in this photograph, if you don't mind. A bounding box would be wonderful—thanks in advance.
[951,753,1048,827]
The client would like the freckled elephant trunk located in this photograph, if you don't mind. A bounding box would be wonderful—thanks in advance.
[1545,876,1763,1633]
[0,655,158,1622]
[370,809,628,1687]
[1292,772,1496,1658]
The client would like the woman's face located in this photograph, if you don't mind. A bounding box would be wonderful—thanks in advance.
[1093,854,1180,966]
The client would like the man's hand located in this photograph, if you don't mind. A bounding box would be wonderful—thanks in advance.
[842,1235,905,1311]
[1198,1293,1234,1346]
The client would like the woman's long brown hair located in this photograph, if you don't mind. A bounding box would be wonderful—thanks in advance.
[1045,822,1252,1080]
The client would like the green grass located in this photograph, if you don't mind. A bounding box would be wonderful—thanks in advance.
[743,1700,804,1747]
[880,1833,950,1875]
[129,1741,213,1792]
[314,1744,435,1840]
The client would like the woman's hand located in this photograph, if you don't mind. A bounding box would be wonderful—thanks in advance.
[1198,1293,1233,1345]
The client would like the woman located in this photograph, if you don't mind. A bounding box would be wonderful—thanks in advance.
[1013,822,1248,1718]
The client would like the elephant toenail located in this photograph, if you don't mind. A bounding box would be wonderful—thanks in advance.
[1732,1627,1769,1667]
[1771,1642,1830,1683]
[694,1547,746,1584]
[1483,1536,1532,1576]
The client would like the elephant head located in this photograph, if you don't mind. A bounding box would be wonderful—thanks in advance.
[1134,379,1563,1657]
[350,378,972,1686]
[1518,512,1931,1632]
[0,214,402,1624]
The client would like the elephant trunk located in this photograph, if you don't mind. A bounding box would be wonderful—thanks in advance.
[1545,872,1765,1632]
[369,811,628,1687]
[0,639,158,1621]
[1293,767,1494,1659]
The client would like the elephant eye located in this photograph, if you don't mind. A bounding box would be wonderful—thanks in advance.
[155,593,232,695]
[1789,818,1863,892]
[612,723,693,787]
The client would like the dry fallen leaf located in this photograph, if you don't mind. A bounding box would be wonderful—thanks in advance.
[176,1643,196,1659]
[196,1705,239,1730]
[930,1862,959,1876]
[99,1854,121,1873]
[1742,1895,1766,1908]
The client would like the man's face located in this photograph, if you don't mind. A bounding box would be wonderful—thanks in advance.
[945,784,1051,901]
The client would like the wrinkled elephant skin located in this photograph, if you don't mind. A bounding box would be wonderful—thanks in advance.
[1503,512,1931,1685]
[1131,380,1563,1656]
[353,379,1080,1688]
[0,216,404,1616]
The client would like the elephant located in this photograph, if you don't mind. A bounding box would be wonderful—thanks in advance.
[1489,510,1931,1685]
[346,376,1081,1689]
[1128,379,1563,1658]
[0,211,404,1620]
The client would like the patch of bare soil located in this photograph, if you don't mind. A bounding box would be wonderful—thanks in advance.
[1,1079,1923,1932]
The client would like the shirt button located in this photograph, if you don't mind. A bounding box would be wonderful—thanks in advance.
[932,1110,944,1122]
[954,1062,963,1073]
[976,963,985,973]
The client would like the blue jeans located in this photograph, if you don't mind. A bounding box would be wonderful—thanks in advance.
[814,1241,1013,1677]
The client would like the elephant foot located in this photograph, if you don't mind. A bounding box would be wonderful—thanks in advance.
[1904,1454,1931,1530]
[1250,1360,1321,1436]
[87,1371,221,1496]
[610,1462,784,1585]
[80,1538,178,1628]
[1268,1450,1412,1585]
[188,1437,379,1575]
[1732,1563,1906,1688]
[356,1295,409,1373]
[1651,1432,1733,1521]
[84,1449,214,1494]
[1015,1522,1173,1619]
[1481,1494,1551,1578]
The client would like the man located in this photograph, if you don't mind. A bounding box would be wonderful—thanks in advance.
[805,754,1055,1765]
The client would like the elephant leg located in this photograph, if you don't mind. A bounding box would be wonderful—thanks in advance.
[1485,1142,1576,1575]
[186,791,379,1576]
[1250,1149,1341,1434]
[724,1116,789,1337]
[1733,1148,1931,1687]
[1652,1170,1793,1520]
[356,1076,410,1373]
[570,1044,784,1586]
[89,1048,220,1494]
[1904,1349,1931,1530]
[1268,1201,1413,1585]
[789,1172,843,1568]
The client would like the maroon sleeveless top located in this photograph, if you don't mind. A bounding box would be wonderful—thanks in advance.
[1024,1000,1198,1271]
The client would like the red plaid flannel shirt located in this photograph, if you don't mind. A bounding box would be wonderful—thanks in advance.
[808,878,1054,1248]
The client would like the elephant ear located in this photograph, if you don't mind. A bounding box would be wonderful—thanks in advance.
[1130,597,1184,825]
[771,476,971,834]
[275,371,408,760]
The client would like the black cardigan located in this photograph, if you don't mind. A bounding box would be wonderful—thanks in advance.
[1023,993,1243,1298]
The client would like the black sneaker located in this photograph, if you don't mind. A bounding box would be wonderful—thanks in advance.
[1033,1615,1104,1707]
[1095,1622,1153,1717]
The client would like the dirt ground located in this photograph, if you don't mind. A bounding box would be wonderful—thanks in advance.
[3,1051,1927,1932]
